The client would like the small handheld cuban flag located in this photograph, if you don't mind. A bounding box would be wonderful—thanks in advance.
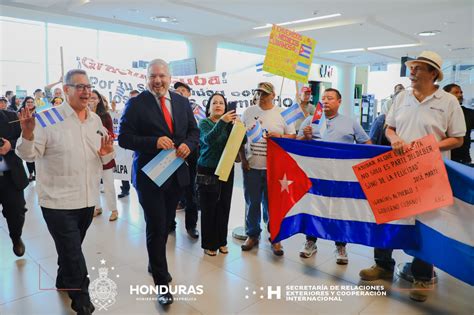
[299,44,312,59]
[115,82,125,99]
[281,102,305,125]
[246,120,263,143]
[311,102,323,124]
[193,104,206,121]
[34,107,64,128]
[256,62,263,73]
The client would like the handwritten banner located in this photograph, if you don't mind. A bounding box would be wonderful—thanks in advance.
[353,135,453,224]
[262,25,316,83]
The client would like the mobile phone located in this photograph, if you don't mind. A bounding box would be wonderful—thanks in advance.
[228,101,237,112]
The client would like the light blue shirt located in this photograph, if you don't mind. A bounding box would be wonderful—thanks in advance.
[297,113,370,144]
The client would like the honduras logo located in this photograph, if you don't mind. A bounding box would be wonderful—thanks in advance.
[89,260,119,310]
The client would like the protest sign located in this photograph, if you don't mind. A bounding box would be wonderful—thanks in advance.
[353,135,453,224]
[262,25,316,83]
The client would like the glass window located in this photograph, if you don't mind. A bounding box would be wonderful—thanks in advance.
[0,17,45,94]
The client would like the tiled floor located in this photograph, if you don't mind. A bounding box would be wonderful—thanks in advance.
[1,167,473,314]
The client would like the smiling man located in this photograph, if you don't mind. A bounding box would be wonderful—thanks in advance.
[360,51,466,303]
[118,59,199,306]
[16,69,115,315]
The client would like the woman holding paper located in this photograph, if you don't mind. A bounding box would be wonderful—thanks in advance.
[19,97,36,181]
[197,93,238,256]
[89,90,118,221]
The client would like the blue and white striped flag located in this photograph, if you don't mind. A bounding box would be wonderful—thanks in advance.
[34,107,64,128]
[246,120,263,143]
[295,62,310,77]
[142,149,184,187]
[281,103,305,125]
[115,83,125,99]
[256,62,263,72]
[405,160,474,285]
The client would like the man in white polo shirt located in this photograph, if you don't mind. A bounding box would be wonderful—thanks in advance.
[359,51,465,303]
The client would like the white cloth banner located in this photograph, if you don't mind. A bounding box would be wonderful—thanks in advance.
[113,145,133,181]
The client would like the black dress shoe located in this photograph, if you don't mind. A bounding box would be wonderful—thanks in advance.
[117,192,129,198]
[74,302,94,315]
[158,292,173,306]
[187,228,199,239]
[12,238,25,257]
[147,265,172,283]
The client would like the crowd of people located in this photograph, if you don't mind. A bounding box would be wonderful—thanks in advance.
[0,50,473,314]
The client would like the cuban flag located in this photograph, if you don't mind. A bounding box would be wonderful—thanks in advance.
[295,62,310,77]
[142,149,184,187]
[256,62,263,72]
[312,101,323,124]
[299,44,312,59]
[115,83,125,99]
[34,107,64,128]
[193,104,206,121]
[267,138,417,249]
[405,160,474,285]
[246,120,263,143]
[267,138,474,285]
[281,103,305,125]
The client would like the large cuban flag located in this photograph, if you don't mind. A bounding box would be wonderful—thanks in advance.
[267,138,416,249]
[267,138,474,285]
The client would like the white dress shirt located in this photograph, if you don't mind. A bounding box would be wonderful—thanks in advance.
[16,102,114,210]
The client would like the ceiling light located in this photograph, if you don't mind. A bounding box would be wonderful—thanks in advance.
[417,30,441,37]
[253,23,272,30]
[325,48,365,54]
[367,43,420,50]
[252,13,341,30]
[150,16,176,23]
[449,47,472,51]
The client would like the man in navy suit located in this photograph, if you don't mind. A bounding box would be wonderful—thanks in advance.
[0,106,29,257]
[118,59,199,306]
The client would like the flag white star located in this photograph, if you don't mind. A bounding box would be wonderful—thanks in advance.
[279,174,294,193]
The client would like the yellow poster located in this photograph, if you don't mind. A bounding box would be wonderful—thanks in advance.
[262,25,316,83]
[215,121,246,182]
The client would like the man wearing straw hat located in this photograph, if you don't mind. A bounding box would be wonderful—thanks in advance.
[359,51,466,302]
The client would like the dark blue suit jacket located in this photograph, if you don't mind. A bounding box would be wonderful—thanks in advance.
[118,90,199,190]
[0,110,29,190]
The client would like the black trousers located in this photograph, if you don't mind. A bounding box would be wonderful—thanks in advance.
[374,248,434,281]
[306,235,346,246]
[198,169,234,251]
[120,180,130,193]
[26,162,35,175]
[41,206,94,311]
[0,172,27,240]
[170,150,199,230]
[136,174,181,286]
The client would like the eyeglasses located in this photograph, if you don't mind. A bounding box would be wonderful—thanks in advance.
[67,84,92,91]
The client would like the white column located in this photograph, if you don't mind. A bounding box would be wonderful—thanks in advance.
[336,64,356,119]
[187,37,218,73]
